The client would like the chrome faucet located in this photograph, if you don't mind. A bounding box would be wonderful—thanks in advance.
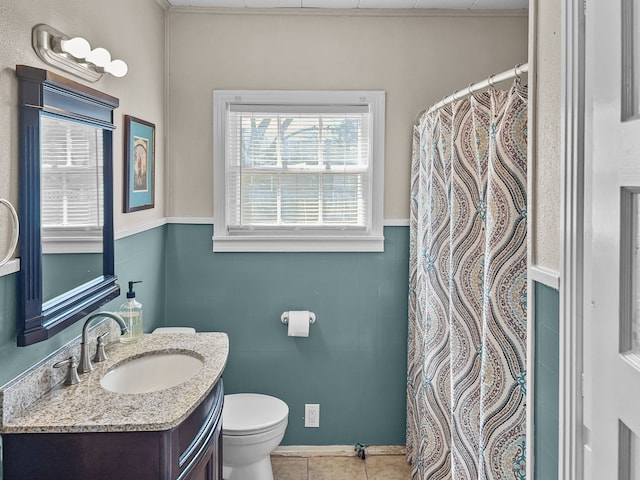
[77,312,128,374]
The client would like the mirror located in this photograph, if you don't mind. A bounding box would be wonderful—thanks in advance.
[40,115,104,303]
[16,65,120,346]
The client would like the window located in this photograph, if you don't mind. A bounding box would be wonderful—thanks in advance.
[40,115,104,253]
[213,91,385,252]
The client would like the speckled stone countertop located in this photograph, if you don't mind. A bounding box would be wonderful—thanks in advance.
[0,332,228,434]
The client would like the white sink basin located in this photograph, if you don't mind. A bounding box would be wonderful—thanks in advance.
[100,352,204,394]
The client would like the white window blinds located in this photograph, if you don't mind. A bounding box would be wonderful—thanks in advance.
[214,90,385,252]
[226,105,370,232]
[40,115,104,244]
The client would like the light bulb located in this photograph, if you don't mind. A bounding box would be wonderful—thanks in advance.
[105,59,128,78]
[86,47,111,68]
[59,37,91,59]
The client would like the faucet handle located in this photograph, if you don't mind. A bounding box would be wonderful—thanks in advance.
[93,332,109,363]
[53,356,81,386]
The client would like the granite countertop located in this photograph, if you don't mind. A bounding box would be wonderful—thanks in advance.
[0,332,228,434]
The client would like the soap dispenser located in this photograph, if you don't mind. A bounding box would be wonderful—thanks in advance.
[119,281,143,343]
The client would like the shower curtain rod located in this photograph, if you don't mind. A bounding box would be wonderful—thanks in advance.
[421,62,529,118]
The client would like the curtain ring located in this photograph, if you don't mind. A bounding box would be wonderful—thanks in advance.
[467,83,474,98]
[437,95,447,111]
[449,92,457,114]
[487,74,496,88]
[513,63,522,86]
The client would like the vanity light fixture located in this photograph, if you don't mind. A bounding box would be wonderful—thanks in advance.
[32,24,128,82]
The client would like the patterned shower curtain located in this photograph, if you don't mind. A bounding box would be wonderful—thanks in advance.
[407,82,528,480]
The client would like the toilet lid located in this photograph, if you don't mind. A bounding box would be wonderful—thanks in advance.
[223,394,289,436]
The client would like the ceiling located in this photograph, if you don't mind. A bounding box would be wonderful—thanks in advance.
[167,0,528,10]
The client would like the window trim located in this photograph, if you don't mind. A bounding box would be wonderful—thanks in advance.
[213,90,385,252]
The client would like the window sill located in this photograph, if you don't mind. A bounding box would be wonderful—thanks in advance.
[212,234,385,252]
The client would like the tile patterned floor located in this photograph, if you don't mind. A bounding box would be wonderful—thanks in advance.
[271,454,412,480]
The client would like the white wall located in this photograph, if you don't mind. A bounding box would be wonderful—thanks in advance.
[0,0,167,258]
[167,8,528,221]
[532,0,562,273]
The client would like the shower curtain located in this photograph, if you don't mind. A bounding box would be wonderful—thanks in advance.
[406,82,528,480]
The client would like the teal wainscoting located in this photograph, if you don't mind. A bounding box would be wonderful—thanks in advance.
[164,224,410,446]
[0,226,167,388]
[534,281,560,480]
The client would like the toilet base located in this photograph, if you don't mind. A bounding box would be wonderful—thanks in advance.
[223,455,273,480]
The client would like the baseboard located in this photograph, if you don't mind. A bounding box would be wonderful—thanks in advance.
[272,445,406,457]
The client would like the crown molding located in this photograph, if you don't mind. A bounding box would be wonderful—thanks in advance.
[168,6,527,17]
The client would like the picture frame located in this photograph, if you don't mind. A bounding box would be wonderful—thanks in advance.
[123,115,155,212]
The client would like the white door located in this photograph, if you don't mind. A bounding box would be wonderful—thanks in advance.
[586,0,640,477]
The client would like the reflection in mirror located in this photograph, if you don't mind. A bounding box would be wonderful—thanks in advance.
[40,115,104,303]
[17,65,120,346]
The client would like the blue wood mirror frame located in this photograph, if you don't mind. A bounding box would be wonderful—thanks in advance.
[16,65,120,346]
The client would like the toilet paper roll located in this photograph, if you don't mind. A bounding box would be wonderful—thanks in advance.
[287,310,310,337]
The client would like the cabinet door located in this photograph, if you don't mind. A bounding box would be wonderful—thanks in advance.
[180,382,223,480]
[189,453,214,480]
[185,426,221,480]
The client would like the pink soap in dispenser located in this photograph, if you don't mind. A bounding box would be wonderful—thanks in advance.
[120,280,143,343]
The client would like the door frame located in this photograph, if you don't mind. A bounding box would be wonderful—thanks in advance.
[559,0,586,478]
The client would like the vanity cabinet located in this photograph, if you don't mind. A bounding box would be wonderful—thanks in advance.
[2,380,224,480]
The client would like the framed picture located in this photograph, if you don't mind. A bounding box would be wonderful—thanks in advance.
[124,115,155,212]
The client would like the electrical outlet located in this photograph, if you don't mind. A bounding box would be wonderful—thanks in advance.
[305,403,320,428]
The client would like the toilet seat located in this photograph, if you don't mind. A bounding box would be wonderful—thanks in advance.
[223,394,289,436]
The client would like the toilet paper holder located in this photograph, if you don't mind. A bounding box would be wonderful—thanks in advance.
[281,311,316,325]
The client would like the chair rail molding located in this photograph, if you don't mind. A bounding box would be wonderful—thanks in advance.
[530,265,561,290]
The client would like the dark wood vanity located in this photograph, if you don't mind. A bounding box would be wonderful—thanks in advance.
[2,379,224,480]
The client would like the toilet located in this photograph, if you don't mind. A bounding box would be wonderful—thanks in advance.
[222,393,289,480]
[153,328,288,480]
